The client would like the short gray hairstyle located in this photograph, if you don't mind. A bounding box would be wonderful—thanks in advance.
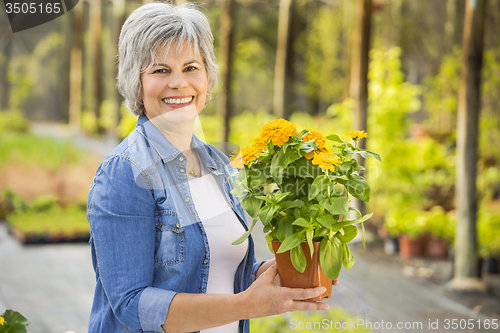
[117,2,218,116]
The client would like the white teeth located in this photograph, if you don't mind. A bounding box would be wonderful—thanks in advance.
[163,97,193,105]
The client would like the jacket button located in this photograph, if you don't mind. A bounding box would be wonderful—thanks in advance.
[230,200,234,205]
[203,258,209,264]
[175,223,180,228]
[179,156,184,162]
[180,168,185,173]
[185,197,190,202]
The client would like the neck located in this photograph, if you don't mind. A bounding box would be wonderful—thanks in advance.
[156,122,194,153]
[145,105,199,152]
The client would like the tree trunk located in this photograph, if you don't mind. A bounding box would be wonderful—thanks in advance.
[451,0,487,292]
[273,0,294,119]
[90,0,104,134]
[218,0,235,155]
[113,0,127,133]
[349,0,372,217]
[69,2,84,132]
[0,27,12,110]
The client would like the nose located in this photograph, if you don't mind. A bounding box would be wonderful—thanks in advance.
[168,70,188,89]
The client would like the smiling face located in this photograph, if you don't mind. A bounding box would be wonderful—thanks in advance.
[140,43,209,121]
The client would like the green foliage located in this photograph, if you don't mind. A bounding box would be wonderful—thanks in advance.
[7,205,89,238]
[361,48,458,225]
[0,133,83,170]
[231,120,378,280]
[0,110,30,133]
[296,2,353,110]
[118,106,138,140]
[250,308,373,333]
[385,206,455,242]
[8,33,64,114]
[478,203,500,258]
[0,309,30,333]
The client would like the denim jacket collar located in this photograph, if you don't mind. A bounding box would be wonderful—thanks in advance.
[135,113,218,172]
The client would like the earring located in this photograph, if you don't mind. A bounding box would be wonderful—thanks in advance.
[135,101,145,112]
[205,91,212,105]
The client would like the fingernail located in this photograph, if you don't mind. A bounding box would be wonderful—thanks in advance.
[320,287,326,293]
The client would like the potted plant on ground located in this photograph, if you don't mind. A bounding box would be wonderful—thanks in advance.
[424,206,455,258]
[230,119,380,300]
[385,209,428,258]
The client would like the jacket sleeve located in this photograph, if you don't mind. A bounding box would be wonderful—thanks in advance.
[87,155,176,332]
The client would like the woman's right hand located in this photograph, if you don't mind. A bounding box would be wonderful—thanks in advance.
[241,263,330,319]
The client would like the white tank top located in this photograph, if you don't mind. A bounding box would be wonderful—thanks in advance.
[187,163,248,333]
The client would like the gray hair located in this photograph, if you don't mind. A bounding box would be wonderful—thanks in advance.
[117,2,218,116]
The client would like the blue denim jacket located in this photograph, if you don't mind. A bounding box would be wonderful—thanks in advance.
[87,114,264,333]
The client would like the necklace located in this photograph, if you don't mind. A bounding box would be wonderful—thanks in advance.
[187,149,199,177]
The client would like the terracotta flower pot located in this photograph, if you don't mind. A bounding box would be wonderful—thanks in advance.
[398,234,427,258]
[425,235,448,258]
[272,240,332,301]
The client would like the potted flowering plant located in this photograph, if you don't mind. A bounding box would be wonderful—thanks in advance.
[230,119,380,300]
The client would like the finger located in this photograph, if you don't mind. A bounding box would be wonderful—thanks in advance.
[292,300,330,312]
[261,263,279,282]
[273,274,282,287]
[332,279,339,286]
[287,286,326,301]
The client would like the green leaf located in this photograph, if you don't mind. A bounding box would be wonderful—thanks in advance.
[290,245,307,273]
[325,134,343,143]
[316,214,334,228]
[308,175,330,201]
[336,225,358,243]
[270,153,283,185]
[2,310,30,326]
[319,237,342,280]
[320,197,349,216]
[346,173,370,202]
[292,217,309,228]
[276,215,294,242]
[331,212,373,233]
[259,205,279,225]
[265,233,274,253]
[367,150,382,162]
[241,195,262,218]
[340,160,353,174]
[306,229,314,258]
[285,158,323,178]
[349,206,363,219]
[230,178,247,197]
[280,199,304,210]
[342,243,355,269]
[277,231,305,253]
[354,150,369,159]
[273,191,290,203]
[232,218,258,245]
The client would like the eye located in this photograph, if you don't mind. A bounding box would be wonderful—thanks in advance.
[184,65,198,72]
[153,68,168,74]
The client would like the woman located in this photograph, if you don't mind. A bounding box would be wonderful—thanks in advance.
[87,3,332,333]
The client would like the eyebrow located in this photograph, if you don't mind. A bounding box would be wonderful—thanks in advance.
[152,60,201,68]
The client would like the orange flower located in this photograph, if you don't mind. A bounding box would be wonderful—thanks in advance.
[258,119,298,146]
[252,136,268,151]
[241,146,260,165]
[303,130,329,159]
[312,152,341,172]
